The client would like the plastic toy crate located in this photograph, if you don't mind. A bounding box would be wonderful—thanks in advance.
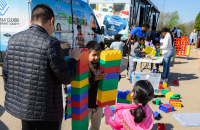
[132,72,161,91]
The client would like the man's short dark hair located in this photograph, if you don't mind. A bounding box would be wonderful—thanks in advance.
[86,41,101,53]
[114,34,122,41]
[32,4,54,25]
[142,23,150,28]
[113,3,125,12]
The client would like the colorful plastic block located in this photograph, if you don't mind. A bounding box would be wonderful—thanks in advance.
[65,56,70,60]
[159,104,169,113]
[98,83,118,91]
[165,104,175,112]
[173,80,178,85]
[77,59,89,68]
[163,104,172,112]
[68,96,71,101]
[71,91,88,102]
[71,97,88,108]
[67,86,71,93]
[72,121,88,130]
[169,99,180,104]
[109,106,115,114]
[163,82,167,88]
[126,93,132,102]
[72,109,88,121]
[154,111,161,120]
[99,78,119,86]
[170,102,181,108]
[117,98,132,104]
[74,71,89,81]
[72,103,88,115]
[72,115,88,127]
[165,92,175,99]
[153,99,161,105]
[100,59,121,68]
[159,84,163,89]
[67,100,71,104]
[99,66,120,74]
[67,104,71,108]
[100,50,122,61]
[161,90,170,95]
[171,94,180,99]
[105,72,119,80]
[96,99,116,108]
[68,93,71,97]
[97,89,117,102]
[157,123,166,130]
[117,90,131,100]
[67,107,72,115]
[67,114,71,119]
[71,84,88,95]
[71,78,88,88]
[77,66,89,74]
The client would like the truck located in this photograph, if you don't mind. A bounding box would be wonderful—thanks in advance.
[89,0,131,45]
[0,0,104,65]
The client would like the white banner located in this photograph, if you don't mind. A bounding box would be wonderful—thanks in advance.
[89,0,131,4]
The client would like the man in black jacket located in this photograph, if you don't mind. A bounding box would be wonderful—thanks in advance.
[2,4,82,130]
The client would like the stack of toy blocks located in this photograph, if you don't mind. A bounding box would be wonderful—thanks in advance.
[97,50,122,107]
[159,104,175,113]
[117,90,132,104]
[71,48,89,130]
[63,86,72,119]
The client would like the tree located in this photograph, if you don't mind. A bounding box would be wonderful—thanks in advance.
[194,12,200,31]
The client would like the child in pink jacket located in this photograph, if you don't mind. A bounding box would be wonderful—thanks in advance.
[104,80,154,130]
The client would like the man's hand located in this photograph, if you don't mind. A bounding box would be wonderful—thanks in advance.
[95,70,106,81]
[118,68,121,75]
[69,46,83,61]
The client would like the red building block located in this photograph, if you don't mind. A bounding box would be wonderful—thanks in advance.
[68,97,71,101]
[169,99,180,105]
[71,109,88,121]
[173,80,178,85]
[157,123,166,130]
[159,84,163,89]
[77,65,89,74]
[71,97,88,108]
[67,104,71,108]
[96,100,116,108]
[99,66,120,73]
[163,104,171,112]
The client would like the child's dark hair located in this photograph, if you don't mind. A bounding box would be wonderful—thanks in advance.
[113,3,125,12]
[130,80,154,123]
[153,40,160,46]
[137,37,145,42]
[161,27,174,46]
[77,24,81,29]
[145,35,151,42]
[115,34,122,41]
[131,34,137,41]
[86,41,101,53]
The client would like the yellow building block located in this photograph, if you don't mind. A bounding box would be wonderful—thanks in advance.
[97,89,117,102]
[71,78,88,88]
[100,50,122,61]
[186,46,191,56]
[126,93,132,102]
[163,82,167,88]
[143,47,156,56]
[165,92,175,99]
[170,102,182,108]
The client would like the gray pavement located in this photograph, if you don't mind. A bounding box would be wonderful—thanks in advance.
[0,50,200,130]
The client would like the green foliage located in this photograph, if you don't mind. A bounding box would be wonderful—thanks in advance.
[165,11,180,29]
[177,24,184,30]
[194,12,200,31]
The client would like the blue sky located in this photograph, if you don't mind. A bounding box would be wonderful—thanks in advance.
[151,0,200,23]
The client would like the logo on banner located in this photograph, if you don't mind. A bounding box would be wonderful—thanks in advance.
[54,3,63,15]
[0,0,9,16]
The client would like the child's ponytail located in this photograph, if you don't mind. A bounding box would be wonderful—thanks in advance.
[130,105,146,123]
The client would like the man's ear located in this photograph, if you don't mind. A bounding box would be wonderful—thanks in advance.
[50,17,54,27]
[30,20,33,25]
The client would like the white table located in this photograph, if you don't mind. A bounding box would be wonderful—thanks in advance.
[133,56,164,72]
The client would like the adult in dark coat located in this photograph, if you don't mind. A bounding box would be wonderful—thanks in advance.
[2,4,82,130]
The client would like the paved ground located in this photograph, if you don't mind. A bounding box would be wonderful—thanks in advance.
[0,50,200,130]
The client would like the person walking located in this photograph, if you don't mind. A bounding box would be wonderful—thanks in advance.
[160,27,174,83]
[2,4,82,130]
[177,28,183,38]
[190,29,198,49]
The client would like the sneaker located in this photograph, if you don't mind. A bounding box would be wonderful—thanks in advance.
[165,78,168,82]
[160,78,167,82]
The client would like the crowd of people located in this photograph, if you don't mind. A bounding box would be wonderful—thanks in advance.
[2,3,199,130]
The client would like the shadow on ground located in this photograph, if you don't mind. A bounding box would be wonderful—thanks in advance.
[0,105,9,130]
[176,56,199,60]
[152,123,174,130]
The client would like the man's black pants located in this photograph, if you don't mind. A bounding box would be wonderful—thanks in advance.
[22,120,59,130]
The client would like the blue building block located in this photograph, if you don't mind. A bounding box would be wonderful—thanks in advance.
[165,104,175,112]
[65,56,70,60]
[63,114,72,119]
[67,86,71,93]
[105,72,119,80]
[67,100,71,104]
[109,106,115,114]
[71,91,88,102]
[154,111,161,120]
[159,104,169,113]
[117,90,130,100]
[72,103,88,115]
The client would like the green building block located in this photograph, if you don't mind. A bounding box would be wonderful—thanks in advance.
[74,71,89,81]
[170,94,180,100]
[68,93,71,97]
[161,90,170,95]
[71,84,88,95]
[100,59,121,68]
[67,107,71,115]
[98,83,118,91]
[72,115,88,127]
[110,106,115,109]
[99,78,119,86]
[153,99,161,105]
[117,98,132,104]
